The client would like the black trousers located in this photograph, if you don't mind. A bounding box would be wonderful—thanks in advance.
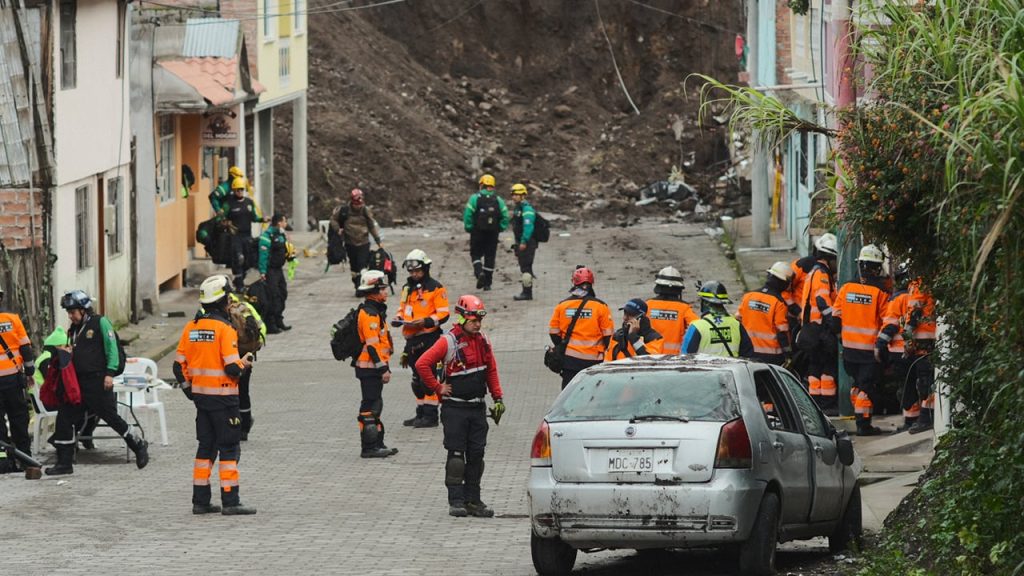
[441,402,488,503]
[469,230,499,287]
[54,374,131,447]
[230,235,251,290]
[0,383,31,456]
[238,368,253,432]
[516,240,537,277]
[560,357,602,390]
[844,359,881,421]
[406,332,441,422]
[901,355,935,411]
[356,369,386,451]
[346,243,372,287]
[265,267,288,326]
[193,404,242,506]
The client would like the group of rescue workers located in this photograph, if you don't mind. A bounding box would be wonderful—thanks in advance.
[0,170,938,522]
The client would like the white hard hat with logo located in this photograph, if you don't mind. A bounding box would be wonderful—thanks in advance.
[199,275,230,304]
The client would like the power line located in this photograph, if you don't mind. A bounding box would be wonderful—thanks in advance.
[623,0,744,36]
[595,0,640,115]
[139,0,407,23]
[422,0,488,35]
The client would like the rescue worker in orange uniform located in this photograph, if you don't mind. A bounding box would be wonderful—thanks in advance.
[832,245,890,435]
[738,262,794,366]
[877,269,937,434]
[798,233,839,413]
[0,288,35,474]
[394,249,450,428]
[174,275,256,514]
[645,266,699,355]
[354,269,398,458]
[606,299,664,360]
[548,266,614,389]
[414,295,504,518]
[876,262,917,429]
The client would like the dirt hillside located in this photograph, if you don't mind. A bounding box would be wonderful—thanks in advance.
[274,0,745,227]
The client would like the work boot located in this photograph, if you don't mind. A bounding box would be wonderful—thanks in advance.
[413,418,438,428]
[192,503,222,514]
[45,445,74,476]
[402,416,420,427]
[45,463,74,476]
[222,503,258,515]
[80,439,95,450]
[266,324,282,335]
[513,286,533,301]
[360,447,394,459]
[449,502,468,517]
[126,434,150,469]
[856,422,884,436]
[465,500,495,518]
[279,323,292,331]
[908,410,933,434]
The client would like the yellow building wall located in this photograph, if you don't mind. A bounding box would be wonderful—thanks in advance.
[256,0,308,102]
[155,116,189,289]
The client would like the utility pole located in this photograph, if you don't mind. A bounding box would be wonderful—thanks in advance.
[748,0,770,248]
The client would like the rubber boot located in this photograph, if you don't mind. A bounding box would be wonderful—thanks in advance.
[45,445,74,476]
[221,487,257,515]
[856,416,883,436]
[193,503,222,514]
[375,424,399,456]
[125,433,150,469]
[909,409,933,434]
[448,485,468,517]
[513,286,533,301]
[464,457,493,517]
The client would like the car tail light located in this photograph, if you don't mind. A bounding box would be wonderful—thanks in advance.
[715,417,752,469]
[531,420,551,466]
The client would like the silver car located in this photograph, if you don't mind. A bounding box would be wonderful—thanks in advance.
[527,355,863,576]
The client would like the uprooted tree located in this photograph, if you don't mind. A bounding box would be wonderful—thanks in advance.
[697,1,1024,573]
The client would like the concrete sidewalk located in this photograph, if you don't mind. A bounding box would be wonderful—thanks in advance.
[728,214,934,532]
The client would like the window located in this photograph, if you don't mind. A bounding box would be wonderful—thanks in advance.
[279,0,292,37]
[107,177,124,256]
[263,0,275,41]
[754,370,799,432]
[158,117,176,202]
[775,369,829,437]
[278,41,290,85]
[75,185,90,270]
[293,0,304,34]
[60,0,77,89]
[116,1,126,78]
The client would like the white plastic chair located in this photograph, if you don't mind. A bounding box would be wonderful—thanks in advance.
[114,357,171,446]
[29,389,59,454]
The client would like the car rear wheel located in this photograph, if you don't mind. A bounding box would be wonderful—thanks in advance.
[736,491,779,576]
[531,532,577,576]
[829,484,863,553]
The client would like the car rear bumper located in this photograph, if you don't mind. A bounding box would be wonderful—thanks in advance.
[528,467,765,549]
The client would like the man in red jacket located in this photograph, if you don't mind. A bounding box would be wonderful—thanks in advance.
[415,294,505,518]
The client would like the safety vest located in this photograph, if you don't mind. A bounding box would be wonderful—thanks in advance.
[738,289,790,358]
[397,278,450,339]
[834,281,889,362]
[174,314,243,396]
[906,282,937,341]
[783,256,817,309]
[441,326,494,401]
[800,263,835,325]
[880,291,909,354]
[692,314,743,358]
[356,301,392,370]
[605,328,664,361]
[0,312,30,378]
[645,298,699,354]
[548,297,614,361]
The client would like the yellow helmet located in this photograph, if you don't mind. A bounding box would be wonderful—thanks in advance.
[478,174,496,187]
[511,183,528,196]
[228,166,245,179]
[231,176,248,190]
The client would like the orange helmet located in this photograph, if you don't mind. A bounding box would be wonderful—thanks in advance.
[455,294,487,320]
[572,266,595,287]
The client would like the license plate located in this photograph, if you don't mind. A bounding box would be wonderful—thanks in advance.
[606,449,655,473]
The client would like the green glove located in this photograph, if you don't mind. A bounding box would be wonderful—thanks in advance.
[488,400,506,426]
[287,259,298,280]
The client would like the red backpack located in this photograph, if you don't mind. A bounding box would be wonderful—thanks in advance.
[39,349,81,409]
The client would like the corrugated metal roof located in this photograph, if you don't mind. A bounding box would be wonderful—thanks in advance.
[0,7,35,187]
[183,18,239,59]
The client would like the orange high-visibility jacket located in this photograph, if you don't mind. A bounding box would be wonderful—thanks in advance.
[800,263,835,326]
[548,297,614,362]
[782,255,817,309]
[0,312,31,378]
[833,281,889,363]
[396,278,450,340]
[605,324,664,361]
[175,316,245,396]
[645,298,699,355]
[737,289,790,360]
[878,281,936,355]
[357,302,393,370]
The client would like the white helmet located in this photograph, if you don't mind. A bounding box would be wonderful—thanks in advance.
[857,244,885,264]
[814,233,839,257]
[654,266,684,288]
[403,249,431,271]
[766,261,794,282]
[357,269,388,293]
[199,275,230,304]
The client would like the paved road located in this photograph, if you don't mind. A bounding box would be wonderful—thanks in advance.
[1,219,837,575]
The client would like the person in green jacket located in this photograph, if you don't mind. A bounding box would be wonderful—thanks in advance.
[462,174,509,291]
[258,214,290,334]
[509,183,538,301]
[210,166,246,216]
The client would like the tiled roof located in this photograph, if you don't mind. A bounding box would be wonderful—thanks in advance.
[158,58,239,106]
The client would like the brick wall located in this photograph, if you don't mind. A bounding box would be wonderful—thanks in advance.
[0,189,44,249]
[776,0,792,86]
[220,0,258,77]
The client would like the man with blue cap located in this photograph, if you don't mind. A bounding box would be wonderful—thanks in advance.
[605,298,664,360]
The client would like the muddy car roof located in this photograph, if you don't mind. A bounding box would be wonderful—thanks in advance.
[587,354,757,374]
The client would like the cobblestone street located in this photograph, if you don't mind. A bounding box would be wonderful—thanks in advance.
[1,219,839,575]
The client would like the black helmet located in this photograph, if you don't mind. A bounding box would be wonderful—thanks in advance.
[696,281,731,305]
[60,290,93,311]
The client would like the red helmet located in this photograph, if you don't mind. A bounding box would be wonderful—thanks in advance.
[455,294,487,319]
[572,266,595,287]
[350,188,365,202]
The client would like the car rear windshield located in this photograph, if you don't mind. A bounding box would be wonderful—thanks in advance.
[546,369,740,423]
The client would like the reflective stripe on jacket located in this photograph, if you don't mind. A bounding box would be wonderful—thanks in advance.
[175,315,244,396]
[645,298,699,354]
[0,312,31,377]
[548,297,614,361]
[356,301,392,370]
[834,281,889,362]
[397,278,450,339]
[686,314,744,358]
[800,263,835,325]
[738,289,790,357]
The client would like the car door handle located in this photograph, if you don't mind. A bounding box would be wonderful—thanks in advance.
[772,441,784,451]
[813,445,824,454]
[553,431,564,438]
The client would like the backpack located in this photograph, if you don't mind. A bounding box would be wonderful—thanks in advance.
[228,300,265,356]
[196,218,219,248]
[370,248,397,288]
[330,306,364,361]
[243,279,269,318]
[473,194,501,232]
[326,232,347,265]
[533,212,550,242]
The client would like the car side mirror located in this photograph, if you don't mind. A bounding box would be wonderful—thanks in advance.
[835,430,855,467]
